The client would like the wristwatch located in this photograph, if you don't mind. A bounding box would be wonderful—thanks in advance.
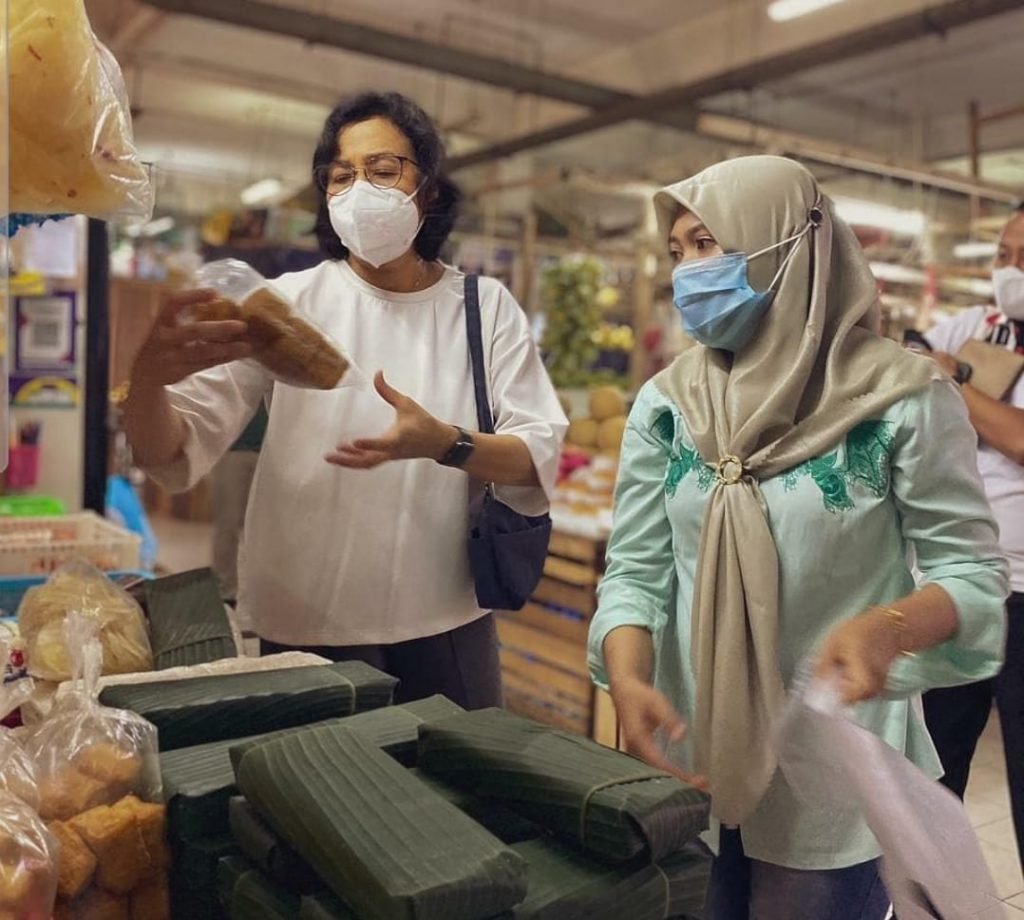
[438,426,476,468]
[953,361,973,386]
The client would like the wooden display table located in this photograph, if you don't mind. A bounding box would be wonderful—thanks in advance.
[496,530,620,747]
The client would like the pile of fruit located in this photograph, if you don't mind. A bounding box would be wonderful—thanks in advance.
[565,386,628,455]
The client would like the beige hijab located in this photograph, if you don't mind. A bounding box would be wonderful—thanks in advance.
[653,156,937,825]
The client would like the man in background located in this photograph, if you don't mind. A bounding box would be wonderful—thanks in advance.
[211,405,267,604]
[923,204,1024,863]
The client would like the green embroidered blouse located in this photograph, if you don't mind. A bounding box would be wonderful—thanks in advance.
[588,378,1008,870]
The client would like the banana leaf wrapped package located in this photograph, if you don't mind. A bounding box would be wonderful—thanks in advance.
[217,854,252,909]
[417,708,710,863]
[408,769,539,845]
[101,660,397,750]
[162,696,462,842]
[229,797,322,895]
[232,869,301,920]
[236,724,529,920]
[510,838,709,920]
[300,891,359,920]
[142,569,236,670]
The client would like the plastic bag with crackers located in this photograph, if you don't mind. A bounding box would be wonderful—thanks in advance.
[192,259,365,390]
[6,0,153,220]
[17,559,153,683]
[23,616,168,919]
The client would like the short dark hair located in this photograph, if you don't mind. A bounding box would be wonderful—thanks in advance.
[312,92,461,262]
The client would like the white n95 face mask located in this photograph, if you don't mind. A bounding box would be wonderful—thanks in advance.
[993,265,1024,320]
[328,181,422,268]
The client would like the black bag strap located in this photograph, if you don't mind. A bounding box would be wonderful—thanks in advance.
[464,274,495,435]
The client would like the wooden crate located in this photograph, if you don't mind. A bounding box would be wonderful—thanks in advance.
[498,530,620,743]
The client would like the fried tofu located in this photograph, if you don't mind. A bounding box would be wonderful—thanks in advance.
[48,820,96,899]
[0,857,34,908]
[130,874,170,920]
[52,901,74,920]
[68,803,148,894]
[37,769,111,822]
[115,797,168,873]
[75,744,142,790]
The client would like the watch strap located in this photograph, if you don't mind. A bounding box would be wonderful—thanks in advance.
[439,427,475,468]
[954,361,974,386]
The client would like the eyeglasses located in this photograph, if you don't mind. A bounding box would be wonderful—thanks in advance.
[314,155,420,197]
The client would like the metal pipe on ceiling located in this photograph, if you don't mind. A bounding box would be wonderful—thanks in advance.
[445,0,1024,171]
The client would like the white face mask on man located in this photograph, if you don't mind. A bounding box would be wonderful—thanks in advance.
[993,265,1024,320]
[328,180,422,268]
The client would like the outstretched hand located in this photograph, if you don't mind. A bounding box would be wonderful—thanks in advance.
[326,371,457,470]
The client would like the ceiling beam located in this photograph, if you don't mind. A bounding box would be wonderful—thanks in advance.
[696,113,1021,203]
[446,0,1024,171]
[138,0,632,111]
[136,0,698,133]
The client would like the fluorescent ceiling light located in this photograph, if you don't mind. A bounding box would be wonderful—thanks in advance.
[834,198,927,237]
[241,177,285,206]
[141,216,175,237]
[767,0,848,22]
[953,241,998,260]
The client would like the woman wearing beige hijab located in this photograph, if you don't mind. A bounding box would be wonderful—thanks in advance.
[588,156,1008,919]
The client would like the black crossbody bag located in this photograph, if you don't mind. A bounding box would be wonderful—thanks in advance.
[463,274,552,611]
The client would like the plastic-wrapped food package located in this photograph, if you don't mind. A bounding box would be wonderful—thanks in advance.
[6,0,153,221]
[22,615,161,822]
[18,560,153,683]
[0,648,37,810]
[193,260,365,390]
[24,617,169,917]
[0,795,59,920]
[777,673,1008,920]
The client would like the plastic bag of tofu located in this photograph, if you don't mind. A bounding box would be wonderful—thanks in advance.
[6,0,153,221]
[22,614,161,820]
[0,794,59,920]
[22,616,169,918]
[192,259,366,390]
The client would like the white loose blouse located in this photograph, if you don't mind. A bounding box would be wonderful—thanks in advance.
[150,261,568,645]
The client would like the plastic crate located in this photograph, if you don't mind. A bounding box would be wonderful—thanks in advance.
[0,495,66,517]
[0,512,141,575]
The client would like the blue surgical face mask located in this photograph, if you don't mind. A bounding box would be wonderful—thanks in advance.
[672,217,815,352]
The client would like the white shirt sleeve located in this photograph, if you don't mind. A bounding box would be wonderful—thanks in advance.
[147,359,271,492]
[484,280,568,516]
[925,306,987,354]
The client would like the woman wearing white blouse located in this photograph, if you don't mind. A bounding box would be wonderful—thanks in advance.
[123,92,568,708]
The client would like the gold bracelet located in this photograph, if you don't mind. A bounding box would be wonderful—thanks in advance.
[876,605,917,658]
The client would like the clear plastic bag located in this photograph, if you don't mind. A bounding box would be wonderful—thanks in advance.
[0,794,59,920]
[6,0,153,221]
[22,615,161,824]
[26,619,169,916]
[18,560,153,683]
[194,259,366,390]
[776,673,1008,920]
[0,638,38,811]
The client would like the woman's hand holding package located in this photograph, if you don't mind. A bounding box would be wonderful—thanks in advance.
[611,677,709,791]
[326,371,456,469]
[132,290,252,389]
[814,610,903,705]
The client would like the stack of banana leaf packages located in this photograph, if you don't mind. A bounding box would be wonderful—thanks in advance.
[161,695,457,919]
[218,706,711,920]
[120,658,397,919]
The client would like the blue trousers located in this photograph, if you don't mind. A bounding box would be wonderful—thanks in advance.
[706,828,891,920]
